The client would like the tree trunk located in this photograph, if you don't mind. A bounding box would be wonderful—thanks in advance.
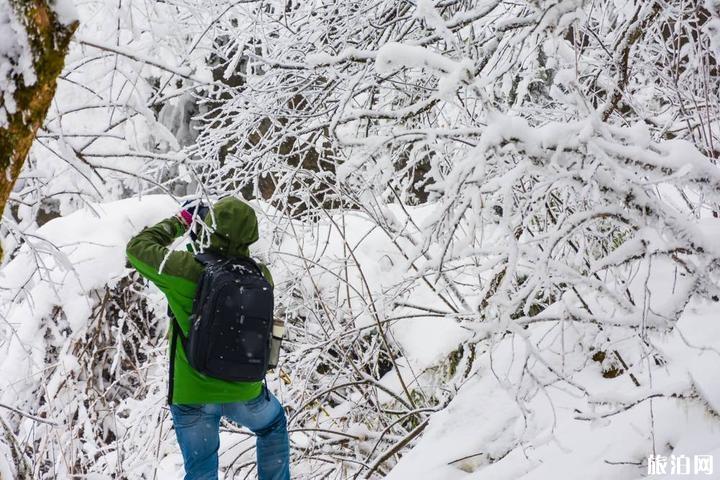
[0,0,78,260]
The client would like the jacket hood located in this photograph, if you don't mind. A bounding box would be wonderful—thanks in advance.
[205,197,258,257]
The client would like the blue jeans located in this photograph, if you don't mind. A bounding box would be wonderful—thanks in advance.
[170,390,290,480]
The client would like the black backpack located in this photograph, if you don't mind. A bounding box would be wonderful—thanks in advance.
[169,252,274,392]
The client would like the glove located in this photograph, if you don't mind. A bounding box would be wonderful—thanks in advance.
[177,199,210,228]
[178,200,211,243]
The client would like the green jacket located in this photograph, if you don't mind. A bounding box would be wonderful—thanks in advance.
[126,197,272,404]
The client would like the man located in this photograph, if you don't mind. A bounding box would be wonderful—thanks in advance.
[126,196,290,480]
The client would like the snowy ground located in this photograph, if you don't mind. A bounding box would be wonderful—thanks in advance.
[386,299,720,480]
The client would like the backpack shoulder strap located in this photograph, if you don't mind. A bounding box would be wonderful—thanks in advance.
[196,251,264,276]
[195,251,225,267]
[235,255,264,275]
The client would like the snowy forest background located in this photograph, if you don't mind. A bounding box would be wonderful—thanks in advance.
[1,0,720,478]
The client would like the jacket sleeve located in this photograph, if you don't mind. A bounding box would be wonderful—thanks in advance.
[126,217,202,293]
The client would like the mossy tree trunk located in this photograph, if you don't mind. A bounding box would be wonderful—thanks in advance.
[0,0,78,260]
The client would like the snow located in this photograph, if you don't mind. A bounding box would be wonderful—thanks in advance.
[305,48,376,67]
[415,0,458,48]
[374,42,474,99]
[390,315,471,371]
[386,374,522,480]
[386,296,720,480]
[375,43,458,75]
[51,0,79,26]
